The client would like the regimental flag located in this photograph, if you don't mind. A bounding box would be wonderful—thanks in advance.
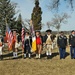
[30,20,36,52]
[21,26,25,49]
[6,24,13,50]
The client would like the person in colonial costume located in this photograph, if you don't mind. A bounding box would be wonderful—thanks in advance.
[0,34,4,60]
[12,29,19,59]
[24,32,32,59]
[15,33,20,56]
[35,31,43,59]
[44,29,54,59]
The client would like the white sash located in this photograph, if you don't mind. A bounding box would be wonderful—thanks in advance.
[0,47,2,55]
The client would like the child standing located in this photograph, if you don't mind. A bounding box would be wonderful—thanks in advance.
[35,31,43,59]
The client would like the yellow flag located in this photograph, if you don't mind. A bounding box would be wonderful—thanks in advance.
[31,36,36,52]
[30,20,37,52]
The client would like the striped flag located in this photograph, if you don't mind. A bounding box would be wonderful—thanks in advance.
[21,26,25,49]
[6,24,13,50]
[30,20,36,52]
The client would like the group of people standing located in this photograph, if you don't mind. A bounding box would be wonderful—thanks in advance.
[23,29,56,59]
[0,29,75,60]
[57,30,75,59]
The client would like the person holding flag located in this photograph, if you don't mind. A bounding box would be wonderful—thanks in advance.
[12,29,18,59]
[6,23,13,51]
[30,20,43,59]
[14,32,20,58]
[5,18,19,59]
[24,32,32,59]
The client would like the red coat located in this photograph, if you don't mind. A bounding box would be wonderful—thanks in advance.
[36,37,42,45]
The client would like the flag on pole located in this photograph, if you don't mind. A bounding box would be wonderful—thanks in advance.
[6,24,13,50]
[30,20,36,52]
[21,26,25,49]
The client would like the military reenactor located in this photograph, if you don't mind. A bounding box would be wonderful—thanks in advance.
[57,31,67,59]
[15,33,20,56]
[24,32,32,59]
[12,29,19,59]
[0,33,4,60]
[44,29,55,59]
[69,30,75,59]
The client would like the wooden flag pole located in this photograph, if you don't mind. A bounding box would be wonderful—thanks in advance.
[5,17,7,25]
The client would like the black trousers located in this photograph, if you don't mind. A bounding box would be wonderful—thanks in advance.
[24,45,31,54]
[0,55,3,60]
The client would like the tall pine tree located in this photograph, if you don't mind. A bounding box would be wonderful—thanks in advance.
[16,14,22,34]
[31,0,42,30]
[0,0,16,34]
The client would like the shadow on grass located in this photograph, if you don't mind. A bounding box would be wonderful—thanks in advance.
[2,49,70,60]
[41,52,70,59]
[3,52,13,58]
[2,49,22,60]
[65,52,70,58]
[51,52,59,58]
[31,53,36,58]
[41,52,59,59]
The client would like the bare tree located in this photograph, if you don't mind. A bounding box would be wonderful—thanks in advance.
[25,19,30,25]
[46,21,54,29]
[32,0,74,11]
[41,23,45,30]
[24,19,30,29]
[47,0,74,11]
[47,13,70,34]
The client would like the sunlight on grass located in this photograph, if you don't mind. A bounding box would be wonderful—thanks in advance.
[0,46,75,75]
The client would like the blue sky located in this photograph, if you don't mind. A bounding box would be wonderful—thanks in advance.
[11,0,75,31]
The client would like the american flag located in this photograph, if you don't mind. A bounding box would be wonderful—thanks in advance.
[6,24,13,50]
[21,26,25,49]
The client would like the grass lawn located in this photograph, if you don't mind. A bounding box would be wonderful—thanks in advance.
[0,47,75,75]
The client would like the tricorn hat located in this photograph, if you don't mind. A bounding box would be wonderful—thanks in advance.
[25,31,30,34]
[59,31,64,33]
[46,29,52,32]
[71,30,75,33]
[35,30,40,32]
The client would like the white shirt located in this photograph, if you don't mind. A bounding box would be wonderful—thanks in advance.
[25,36,29,40]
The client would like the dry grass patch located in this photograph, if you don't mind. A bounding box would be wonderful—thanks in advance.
[0,47,75,75]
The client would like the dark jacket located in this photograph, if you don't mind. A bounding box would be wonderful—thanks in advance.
[24,36,32,47]
[57,35,67,48]
[0,36,4,43]
[43,34,56,43]
[40,36,44,44]
[69,34,75,47]
[17,35,20,43]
